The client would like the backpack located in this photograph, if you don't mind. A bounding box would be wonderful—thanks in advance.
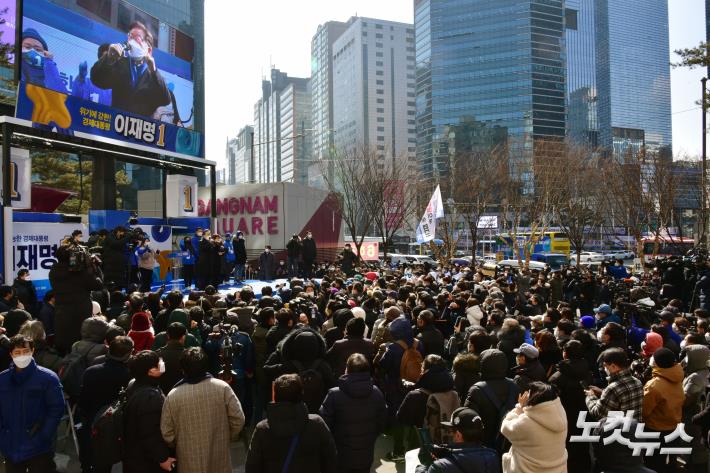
[292,359,327,413]
[398,339,424,383]
[422,389,461,445]
[476,380,518,454]
[59,344,95,399]
[90,388,129,468]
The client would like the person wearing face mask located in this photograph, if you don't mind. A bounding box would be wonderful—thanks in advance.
[258,245,276,281]
[90,21,171,118]
[71,61,97,101]
[20,28,67,93]
[584,347,643,421]
[233,232,248,282]
[123,350,176,473]
[12,269,38,317]
[0,335,65,473]
[196,229,214,290]
[302,231,317,279]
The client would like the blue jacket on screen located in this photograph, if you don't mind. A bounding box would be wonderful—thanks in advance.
[224,238,235,263]
[179,239,195,265]
[0,359,65,463]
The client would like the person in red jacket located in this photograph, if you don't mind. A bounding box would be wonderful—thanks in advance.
[128,312,155,352]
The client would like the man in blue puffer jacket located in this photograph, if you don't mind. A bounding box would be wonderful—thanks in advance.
[0,335,65,471]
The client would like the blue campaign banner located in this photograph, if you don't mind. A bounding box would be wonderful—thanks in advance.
[16,80,204,157]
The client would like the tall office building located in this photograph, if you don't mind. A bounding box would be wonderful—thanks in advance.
[595,0,672,159]
[253,68,310,183]
[226,125,254,184]
[414,0,566,180]
[310,21,349,186]
[332,17,416,166]
[280,81,312,185]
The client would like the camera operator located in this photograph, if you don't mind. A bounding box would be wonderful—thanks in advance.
[136,236,156,292]
[416,407,499,473]
[204,316,254,423]
[102,226,134,289]
[49,240,104,355]
[692,255,710,312]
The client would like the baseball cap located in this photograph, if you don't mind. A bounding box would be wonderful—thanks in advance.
[594,304,612,315]
[440,407,484,431]
[514,343,539,359]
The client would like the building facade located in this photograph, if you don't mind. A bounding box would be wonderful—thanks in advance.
[332,17,416,168]
[253,69,310,184]
[414,0,566,181]
[310,21,349,187]
[226,125,254,184]
[280,81,312,185]
[595,0,672,159]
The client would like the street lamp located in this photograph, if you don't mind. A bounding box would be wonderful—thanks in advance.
[702,77,708,248]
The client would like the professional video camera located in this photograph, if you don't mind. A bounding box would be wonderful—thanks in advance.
[210,324,243,385]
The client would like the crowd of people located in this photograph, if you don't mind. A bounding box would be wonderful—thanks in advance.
[0,228,710,473]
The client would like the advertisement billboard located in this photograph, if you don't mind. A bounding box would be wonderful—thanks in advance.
[15,0,203,157]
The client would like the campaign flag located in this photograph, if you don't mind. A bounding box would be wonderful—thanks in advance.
[416,185,444,243]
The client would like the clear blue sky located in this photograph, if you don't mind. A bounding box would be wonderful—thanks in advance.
[204,0,706,166]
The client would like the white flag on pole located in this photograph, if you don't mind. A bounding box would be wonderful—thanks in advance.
[416,185,444,243]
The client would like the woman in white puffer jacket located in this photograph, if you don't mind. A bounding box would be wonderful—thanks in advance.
[501,381,568,473]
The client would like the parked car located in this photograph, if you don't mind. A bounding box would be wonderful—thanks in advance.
[389,254,438,267]
[574,251,605,263]
[530,253,568,270]
[602,249,635,260]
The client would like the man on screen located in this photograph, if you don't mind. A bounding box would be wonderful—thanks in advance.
[91,21,171,118]
[21,28,67,92]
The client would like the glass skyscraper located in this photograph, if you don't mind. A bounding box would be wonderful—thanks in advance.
[414,0,566,180]
[595,0,672,158]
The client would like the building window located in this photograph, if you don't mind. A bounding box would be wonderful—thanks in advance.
[377,126,385,132]
[376,61,384,67]
[377,145,385,150]
[376,52,383,57]
[377,108,384,113]
[406,47,415,52]
[407,92,415,97]
[362,31,368,36]
[376,70,384,76]
[376,42,383,48]
[377,135,385,141]
[377,117,385,122]
[565,9,578,30]
[377,98,384,103]
[376,33,383,39]
[375,24,383,29]
[377,89,384,94]
[376,79,384,85]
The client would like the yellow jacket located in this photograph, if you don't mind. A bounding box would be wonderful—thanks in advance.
[643,364,685,431]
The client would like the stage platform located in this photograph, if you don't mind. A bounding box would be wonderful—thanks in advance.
[151,279,291,299]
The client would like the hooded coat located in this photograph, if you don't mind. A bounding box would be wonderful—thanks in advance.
[151,309,200,350]
[683,345,710,466]
[68,317,110,366]
[101,232,131,288]
[501,397,568,473]
[396,364,457,428]
[464,349,520,449]
[643,363,685,431]
[246,402,337,473]
[319,372,387,471]
[496,325,526,375]
[128,312,155,352]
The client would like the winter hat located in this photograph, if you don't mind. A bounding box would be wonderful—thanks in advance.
[514,343,539,359]
[351,306,366,321]
[22,28,48,51]
[365,271,378,281]
[130,312,151,332]
[580,315,596,329]
[653,347,676,369]
[92,300,102,316]
[641,332,663,358]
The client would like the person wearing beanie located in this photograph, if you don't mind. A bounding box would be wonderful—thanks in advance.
[123,350,175,472]
[580,315,596,331]
[631,331,665,385]
[91,300,102,317]
[128,312,155,352]
[643,347,685,472]
[21,28,66,92]
[77,336,134,472]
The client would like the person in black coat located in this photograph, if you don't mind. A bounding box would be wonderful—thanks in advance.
[234,232,248,281]
[196,230,213,289]
[548,340,592,473]
[246,374,337,473]
[90,21,171,117]
[511,343,547,392]
[258,246,276,281]
[211,234,226,286]
[319,354,387,473]
[397,354,458,428]
[416,310,445,357]
[48,245,104,355]
[37,291,56,340]
[301,231,317,279]
[324,308,354,350]
[326,318,375,377]
[102,227,132,289]
[77,336,134,473]
[12,269,38,316]
[123,351,175,473]
[338,244,357,277]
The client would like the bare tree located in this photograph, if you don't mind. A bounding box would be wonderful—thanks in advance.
[552,145,605,265]
[319,145,380,261]
[370,155,420,260]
